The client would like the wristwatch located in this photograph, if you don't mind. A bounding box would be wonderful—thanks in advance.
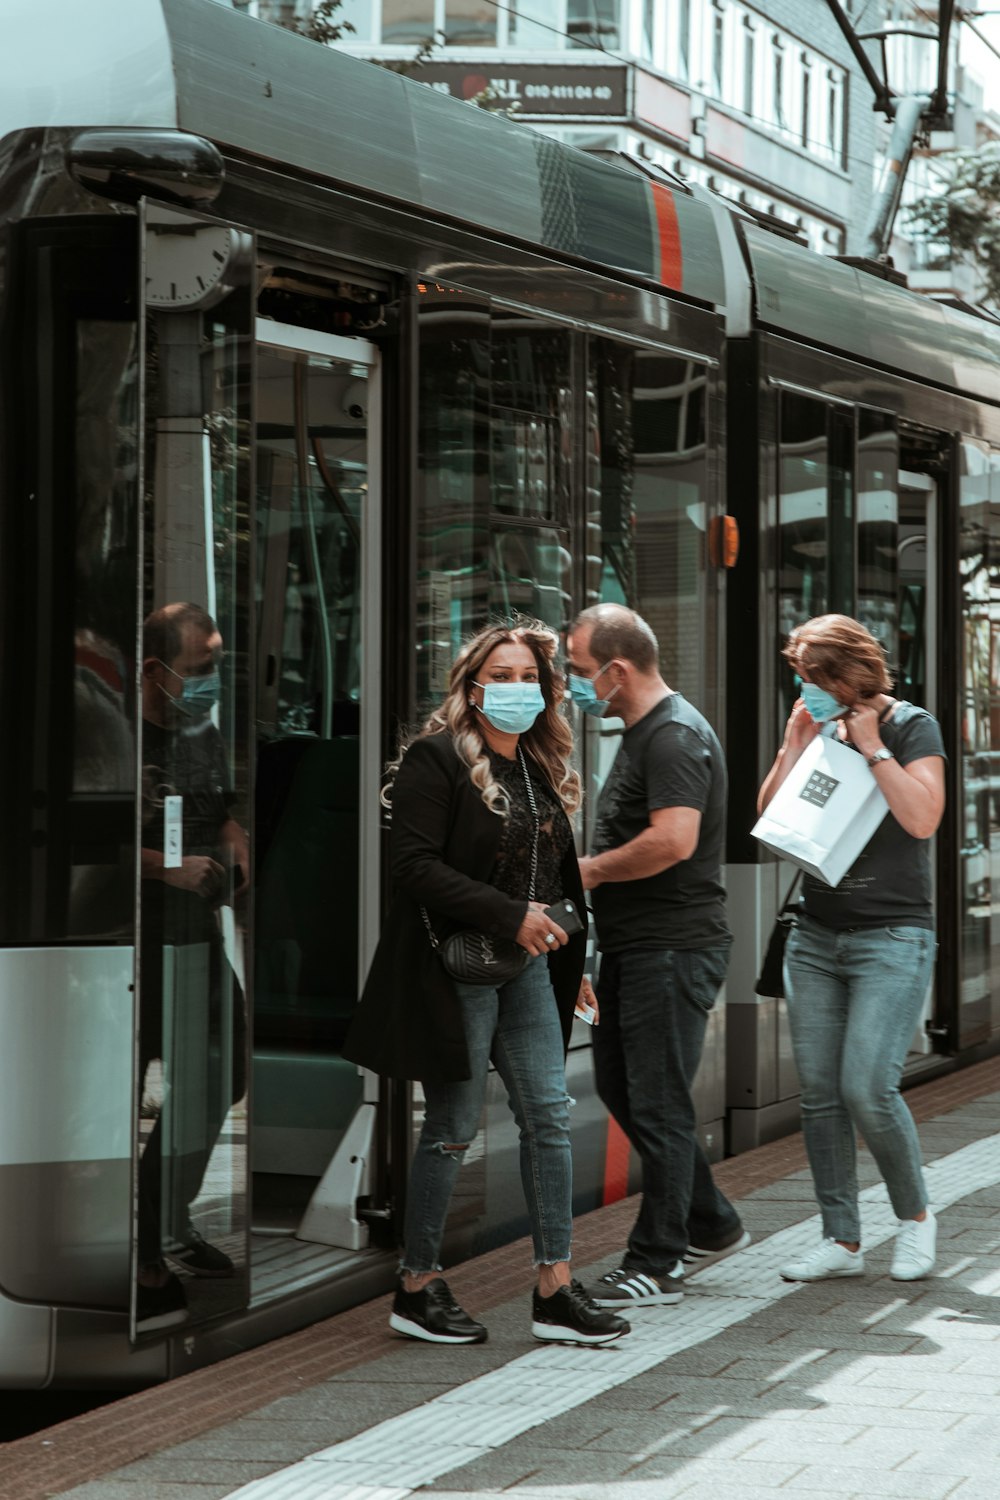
[867,748,894,768]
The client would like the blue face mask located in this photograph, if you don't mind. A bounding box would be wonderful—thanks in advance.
[160,659,221,721]
[797,677,846,724]
[473,681,545,735]
[568,661,618,718]
[180,669,221,719]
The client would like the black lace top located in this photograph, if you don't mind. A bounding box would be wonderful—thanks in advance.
[488,751,572,905]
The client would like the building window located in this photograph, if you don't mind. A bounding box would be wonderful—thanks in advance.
[509,0,560,49]
[827,68,843,163]
[711,2,725,96]
[382,0,436,45]
[678,0,691,80]
[567,0,619,50]
[743,16,755,116]
[772,36,786,129]
[801,52,812,149]
[639,0,654,61]
[443,0,496,45]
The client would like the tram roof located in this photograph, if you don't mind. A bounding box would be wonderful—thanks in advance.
[4,0,1000,403]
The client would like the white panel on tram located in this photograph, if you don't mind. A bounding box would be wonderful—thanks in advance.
[0,948,133,1166]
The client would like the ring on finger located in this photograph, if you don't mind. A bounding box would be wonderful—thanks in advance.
[545,932,556,945]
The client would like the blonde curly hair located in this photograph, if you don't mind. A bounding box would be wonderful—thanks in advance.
[384,617,581,816]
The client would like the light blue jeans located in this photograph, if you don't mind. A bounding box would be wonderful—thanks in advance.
[402,955,572,1273]
[784,915,936,1242]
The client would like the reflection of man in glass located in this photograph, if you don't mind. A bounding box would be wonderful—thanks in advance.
[136,602,249,1329]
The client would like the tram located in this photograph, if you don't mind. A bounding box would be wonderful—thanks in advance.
[1,0,999,1388]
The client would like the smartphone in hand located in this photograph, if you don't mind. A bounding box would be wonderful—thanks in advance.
[542,899,584,936]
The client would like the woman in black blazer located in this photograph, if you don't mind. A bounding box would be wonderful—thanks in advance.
[344,619,629,1349]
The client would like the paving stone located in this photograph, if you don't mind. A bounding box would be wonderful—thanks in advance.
[55,1486,235,1500]
[784,1465,958,1497]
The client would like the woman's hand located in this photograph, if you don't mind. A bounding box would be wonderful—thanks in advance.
[842,703,883,760]
[575,975,599,1025]
[758,700,821,814]
[784,698,822,753]
[515,900,569,956]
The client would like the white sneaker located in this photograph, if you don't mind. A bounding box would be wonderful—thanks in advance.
[780,1239,865,1282]
[891,1210,936,1281]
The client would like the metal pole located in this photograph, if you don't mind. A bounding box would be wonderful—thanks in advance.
[930,0,956,121]
[862,94,928,259]
[822,0,895,116]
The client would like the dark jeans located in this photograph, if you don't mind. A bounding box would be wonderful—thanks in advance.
[138,928,247,1264]
[593,945,739,1275]
[403,955,572,1272]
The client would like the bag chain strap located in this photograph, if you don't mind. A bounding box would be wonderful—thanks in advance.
[421,746,541,948]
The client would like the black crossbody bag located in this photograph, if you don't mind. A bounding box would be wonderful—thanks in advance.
[754,872,803,999]
[421,746,538,987]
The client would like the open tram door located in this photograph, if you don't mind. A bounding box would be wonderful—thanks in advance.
[131,202,256,1339]
[250,318,385,1271]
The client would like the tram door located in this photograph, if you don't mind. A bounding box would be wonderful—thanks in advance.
[252,324,382,1250]
[132,204,255,1338]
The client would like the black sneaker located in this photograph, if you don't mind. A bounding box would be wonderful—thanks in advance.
[592,1263,684,1307]
[531,1279,630,1345]
[389,1278,488,1344]
[136,1270,188,1332]
[682,1226,752,1273]
[165,1226,235,1278]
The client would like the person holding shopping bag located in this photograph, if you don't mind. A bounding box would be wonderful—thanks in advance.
[343,617,629,1348]
[757,614,945,1283]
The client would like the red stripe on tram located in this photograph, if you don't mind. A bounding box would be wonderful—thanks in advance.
[602,1116,632,1205]
[650,181,684,291]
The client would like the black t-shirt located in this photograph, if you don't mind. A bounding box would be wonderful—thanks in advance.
[802,701,945,930]
[142,717,234,942]
[590,694,730,952]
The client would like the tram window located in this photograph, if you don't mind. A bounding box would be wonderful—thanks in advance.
[417,287,491,708]
[857,410,899,666]
[777,391,853,642]
[958,438,995,1040]
[588,338,712,708]
[415,294,571,708]
[68,319,139,939]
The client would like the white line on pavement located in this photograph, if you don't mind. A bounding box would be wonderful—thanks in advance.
[221,1132,1000,1500]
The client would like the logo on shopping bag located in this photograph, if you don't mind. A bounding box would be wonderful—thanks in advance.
[800,771,840,808]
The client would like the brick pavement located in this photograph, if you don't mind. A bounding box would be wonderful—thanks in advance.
[1,1056,998,1500]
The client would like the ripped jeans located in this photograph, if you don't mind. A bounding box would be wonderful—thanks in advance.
[402,955,573,1273]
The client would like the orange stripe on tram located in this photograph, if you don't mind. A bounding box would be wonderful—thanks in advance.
[602,1115,632,1205]
[650,181,683,291]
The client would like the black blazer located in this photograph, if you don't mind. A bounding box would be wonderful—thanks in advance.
[342,732,587,1083]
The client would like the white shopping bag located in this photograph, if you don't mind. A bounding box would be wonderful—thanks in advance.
[751,729,889,886]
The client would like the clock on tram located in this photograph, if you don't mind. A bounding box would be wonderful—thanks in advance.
[144,223,239,309]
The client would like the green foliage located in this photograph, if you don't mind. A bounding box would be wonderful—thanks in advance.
[906,145,1000,308]
[295,0,354,43]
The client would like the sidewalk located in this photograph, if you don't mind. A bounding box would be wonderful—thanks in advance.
[3,1058,999,1500]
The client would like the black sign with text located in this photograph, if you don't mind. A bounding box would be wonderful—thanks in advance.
[414,62,628,116]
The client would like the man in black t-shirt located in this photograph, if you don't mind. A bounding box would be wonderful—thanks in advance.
[137,602,249,1329]
[567,604,748,1308]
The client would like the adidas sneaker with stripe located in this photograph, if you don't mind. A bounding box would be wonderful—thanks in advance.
[682,1226,752,1273]
[591,1263,684,1307]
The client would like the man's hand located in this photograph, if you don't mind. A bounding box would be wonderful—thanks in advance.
[575,974,600,1025]
[577,855,602,891]
[221,819,250,897]
[161,855,225,901]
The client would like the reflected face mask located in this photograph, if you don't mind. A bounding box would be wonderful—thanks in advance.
[796,676,846,723]
[473,681,545,735]
[159,660,221,720]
